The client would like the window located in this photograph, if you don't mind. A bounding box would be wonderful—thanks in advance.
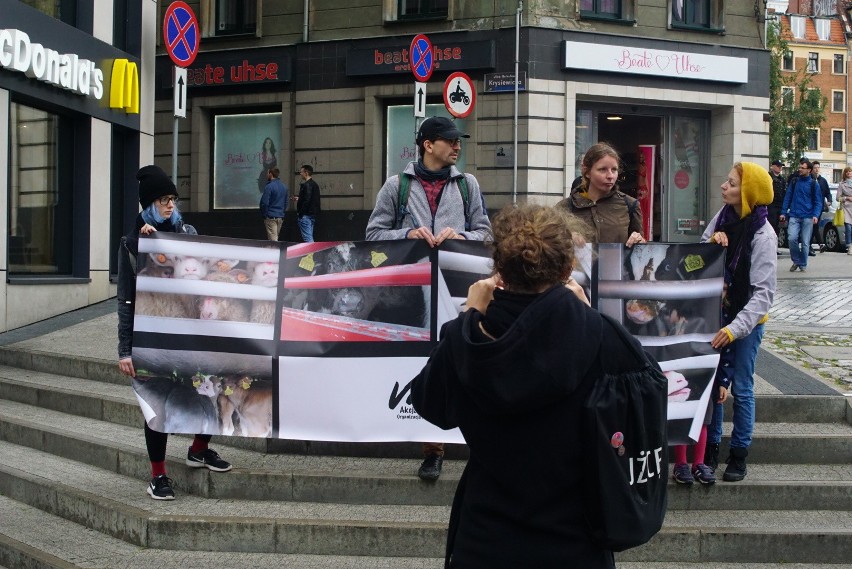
[833,130,844,152]
[781,87,794,109]
[807,88,823,108]
[20,0,77,25]
[212,112,282,209]
[783,51,794,71]
[807,129,819,151]
[398,0,448,20]
[833,169,842,183]
[813,0,834,16]
[807,52,819,73]
[670,0,723,31]
[9,102,74,275]
[580,0,625,20]
[832,90,845,112]
[215,0,257,35]
[834,54,845,74]
[815,18,831,41]
[791,15,805,38]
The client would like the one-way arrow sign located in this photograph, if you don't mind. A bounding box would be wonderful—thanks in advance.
[174,66,188,118]
[414,82,426,118]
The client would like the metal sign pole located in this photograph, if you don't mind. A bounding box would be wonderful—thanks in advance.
[173,117,179,185]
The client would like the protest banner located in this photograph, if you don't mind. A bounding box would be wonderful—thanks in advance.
[130,235,722,445]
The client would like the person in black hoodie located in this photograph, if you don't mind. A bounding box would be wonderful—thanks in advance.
[117,165,232,501]
[412,204,648,569]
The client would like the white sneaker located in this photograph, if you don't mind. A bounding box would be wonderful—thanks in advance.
[847,246,852,255]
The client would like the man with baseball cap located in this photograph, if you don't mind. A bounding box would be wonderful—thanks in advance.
[768,159,786,240]
[366,116,491,481]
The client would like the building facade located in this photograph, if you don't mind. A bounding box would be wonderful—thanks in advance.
[778,0,851,182]
[1,0,156,332]
[153,0,770,246]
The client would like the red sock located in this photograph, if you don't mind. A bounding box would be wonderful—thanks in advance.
[151,461,167,478]
[692,425,708,465]
[673,444,688,465]
[190,436,209,454]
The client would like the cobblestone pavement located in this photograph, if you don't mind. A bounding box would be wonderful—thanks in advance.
[764,275,852,394]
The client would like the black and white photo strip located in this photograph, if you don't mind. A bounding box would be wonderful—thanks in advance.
[597,243,726,445]
[279,240,434,344]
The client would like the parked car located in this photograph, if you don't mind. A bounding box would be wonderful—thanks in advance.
[777,196,846,252]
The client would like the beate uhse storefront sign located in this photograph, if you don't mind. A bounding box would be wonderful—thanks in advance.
[346,40,495,76]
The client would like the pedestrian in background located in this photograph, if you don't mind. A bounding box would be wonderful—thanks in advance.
[780,158,822,272]
[117,165,232,500]
[837,166,852,255]
[767,159,786,241]
[260,167,288,241]
[366,116,491,482]
[296,164,321,242]
[811,160,832,255]
[703,162,776,482]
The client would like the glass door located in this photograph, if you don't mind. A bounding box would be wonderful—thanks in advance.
[665,115,708,242]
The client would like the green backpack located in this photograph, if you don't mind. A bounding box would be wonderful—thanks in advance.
[395,173,471,231]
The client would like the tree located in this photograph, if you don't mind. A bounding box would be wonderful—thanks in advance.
[767,20,827,163]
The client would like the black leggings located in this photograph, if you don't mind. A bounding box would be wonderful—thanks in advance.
[144,422,211,462]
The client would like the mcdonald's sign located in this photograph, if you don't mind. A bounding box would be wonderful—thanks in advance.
[110,59,139,114]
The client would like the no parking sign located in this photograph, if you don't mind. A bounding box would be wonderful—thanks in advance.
[163,2,200,67]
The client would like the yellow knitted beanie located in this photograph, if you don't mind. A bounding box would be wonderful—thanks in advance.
[739,162,773,218]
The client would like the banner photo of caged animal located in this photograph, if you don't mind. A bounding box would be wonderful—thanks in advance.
[134,234,282,341]
[131,349,273,438]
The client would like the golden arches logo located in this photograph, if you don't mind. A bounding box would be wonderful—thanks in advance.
[110,59,139,114]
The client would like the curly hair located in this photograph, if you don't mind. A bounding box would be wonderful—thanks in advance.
[491,204,583,293]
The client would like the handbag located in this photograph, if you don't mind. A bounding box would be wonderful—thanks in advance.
[582,313,669,552]
[834,204,845,227]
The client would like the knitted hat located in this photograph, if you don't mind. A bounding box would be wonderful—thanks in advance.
[136,165,177,209]
[739,162,773,218]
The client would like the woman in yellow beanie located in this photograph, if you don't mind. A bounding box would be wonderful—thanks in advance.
[701,162,777,483]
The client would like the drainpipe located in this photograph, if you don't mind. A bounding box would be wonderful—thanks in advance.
[303,0,309,43]
[513,1,522,205]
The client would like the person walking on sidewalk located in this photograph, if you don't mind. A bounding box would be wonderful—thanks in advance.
[260,167,288,241]
[767,159,786,240]
[117,165,232,500]
[295,164,320,242]
[780,158,822,272]
[837,166,852,255]
[366,116,491,482]
[703,162,777,482]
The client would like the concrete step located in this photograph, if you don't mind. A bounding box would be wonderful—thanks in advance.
[0,439,849,563]
[1,365,849,464]
[0,495,444,569]
[0,398,850,510]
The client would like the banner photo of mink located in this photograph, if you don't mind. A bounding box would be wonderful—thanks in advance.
[130,348,273,438]
[596,243,725,445]
[134,234,283,341]
[279,241,432,342]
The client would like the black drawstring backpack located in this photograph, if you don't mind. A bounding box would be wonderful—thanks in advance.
[582,313,669,552]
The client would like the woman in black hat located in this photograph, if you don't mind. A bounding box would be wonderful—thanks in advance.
[117,165,232,500]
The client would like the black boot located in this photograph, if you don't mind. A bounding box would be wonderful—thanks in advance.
[704,443,720,472]
[722,447,748,482]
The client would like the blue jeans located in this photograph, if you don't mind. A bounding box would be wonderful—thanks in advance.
[709,323,764,449]
[298,215,315,242]
[787,217,814,268]
[845,222,852,246]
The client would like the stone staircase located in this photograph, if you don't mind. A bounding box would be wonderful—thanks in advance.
[0,344,850,569]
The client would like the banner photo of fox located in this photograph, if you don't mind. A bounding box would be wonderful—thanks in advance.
[596,242,725,445]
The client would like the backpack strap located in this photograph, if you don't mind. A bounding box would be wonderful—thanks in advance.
[395,173,411,230]
[457,174,471,232]
[621,193,639,225]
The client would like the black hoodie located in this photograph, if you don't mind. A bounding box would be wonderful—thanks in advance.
[413,284,639,569]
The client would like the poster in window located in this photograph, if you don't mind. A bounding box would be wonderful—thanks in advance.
[213,112,283,209]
